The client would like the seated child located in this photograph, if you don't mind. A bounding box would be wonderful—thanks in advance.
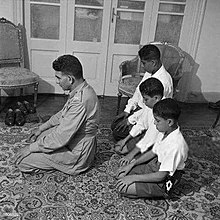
[115,98,188,199]
[111,44,173,141]
[114,77,164,161]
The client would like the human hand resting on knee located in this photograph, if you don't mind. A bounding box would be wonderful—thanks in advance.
[115,175,136,194]
[15,127,43,165]
[116,111,129,120]
[15,145,31,165]
[115,134,132,155]
[26,128,42,143]
[120,147,140,166]
[116,162,135,179]
[119,154,134,166]
[114,139,128,154]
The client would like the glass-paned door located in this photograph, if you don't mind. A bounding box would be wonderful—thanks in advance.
[74,0,104,42]
[30,0,60,39]
[24,0,203,96]
[104,0,146,96]
[65,0,112,95]
[154,0,186,45]
[26,0,111,95]
[114,0,145,44]
[25,0,67,93]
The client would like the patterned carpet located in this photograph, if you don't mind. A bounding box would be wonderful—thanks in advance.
[0,123,220,219]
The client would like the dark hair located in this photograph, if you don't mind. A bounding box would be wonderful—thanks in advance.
[52,55,83,79]
[153,98,181,121]
[139,77,164,98]
[138,44,161,61]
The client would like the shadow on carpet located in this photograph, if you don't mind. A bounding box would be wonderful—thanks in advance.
[0,123,220,219]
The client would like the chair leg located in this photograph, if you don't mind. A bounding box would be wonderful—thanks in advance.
[20,88,24,96]
[117,92,122,115]
[33,83,39,108]
[212,109,220,128]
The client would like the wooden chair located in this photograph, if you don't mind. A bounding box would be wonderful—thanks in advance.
[117,41,185,114]
[0,17,39,108]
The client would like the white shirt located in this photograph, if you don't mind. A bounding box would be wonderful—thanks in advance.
[129,107,150,137]
[131,107,159,153]
[124,65,173,114]
[152,127,188,176]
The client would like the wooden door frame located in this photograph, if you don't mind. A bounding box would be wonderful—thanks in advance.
[12,0,23,25]
[65,0,112,96]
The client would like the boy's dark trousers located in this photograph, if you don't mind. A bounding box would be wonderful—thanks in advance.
[128,157,184,198]
[111,115,133,141]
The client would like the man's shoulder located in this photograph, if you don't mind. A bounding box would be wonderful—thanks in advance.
[71,84,98,105]
[82,83,98,100]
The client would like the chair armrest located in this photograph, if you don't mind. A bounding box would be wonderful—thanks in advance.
[119,56,140,77]
[119,74,133,83]
[119,60,130,72]
[119,60,131,78]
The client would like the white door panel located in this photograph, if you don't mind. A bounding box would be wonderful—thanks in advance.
[104,0,147,96]
[65,0,112,95]
[25,0,67,94]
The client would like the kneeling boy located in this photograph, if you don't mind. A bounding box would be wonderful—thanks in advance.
[114,77,164,159]
[116,98,188,198]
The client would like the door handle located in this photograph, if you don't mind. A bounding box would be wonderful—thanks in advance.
[111,8,120,23]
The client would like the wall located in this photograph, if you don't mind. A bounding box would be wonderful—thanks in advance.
[0,0,15,22]
[188,0,220,102]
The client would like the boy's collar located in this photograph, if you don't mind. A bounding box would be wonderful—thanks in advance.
[163,125,180,139]
[151,64,164,76]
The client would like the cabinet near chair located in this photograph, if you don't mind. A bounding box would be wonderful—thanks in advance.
[117,41,185,114]
[0,17,39,108]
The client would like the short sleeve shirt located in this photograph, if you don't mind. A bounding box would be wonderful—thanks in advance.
[124,65,173,113]
[152,127,188,176]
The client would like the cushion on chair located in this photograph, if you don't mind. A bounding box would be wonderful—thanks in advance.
[0,67,39,87]
[118,76,143,97]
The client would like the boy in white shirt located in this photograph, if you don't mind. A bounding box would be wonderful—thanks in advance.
[111,44,173,141]
[114,77,164,158]
[116,98,188,199]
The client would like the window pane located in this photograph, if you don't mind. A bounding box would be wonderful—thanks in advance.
[114,11,144,44]
[31,0,60,3]
[118,0,145,10]
[159,3,185,13]
[162,0,186,2]
[75,0,104,6]
[31,4,60,39]
[154,14,183,45]
[74,8,103,42]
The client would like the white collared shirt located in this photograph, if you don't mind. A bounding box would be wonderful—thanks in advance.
[129,107,159,153]
[152,127,188,176]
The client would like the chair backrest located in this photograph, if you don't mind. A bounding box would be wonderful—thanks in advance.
[120,41,185,96]
[120,41,185,79]
[119,55,141,77]
[149,42,185,87]
[0,17,24,68]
